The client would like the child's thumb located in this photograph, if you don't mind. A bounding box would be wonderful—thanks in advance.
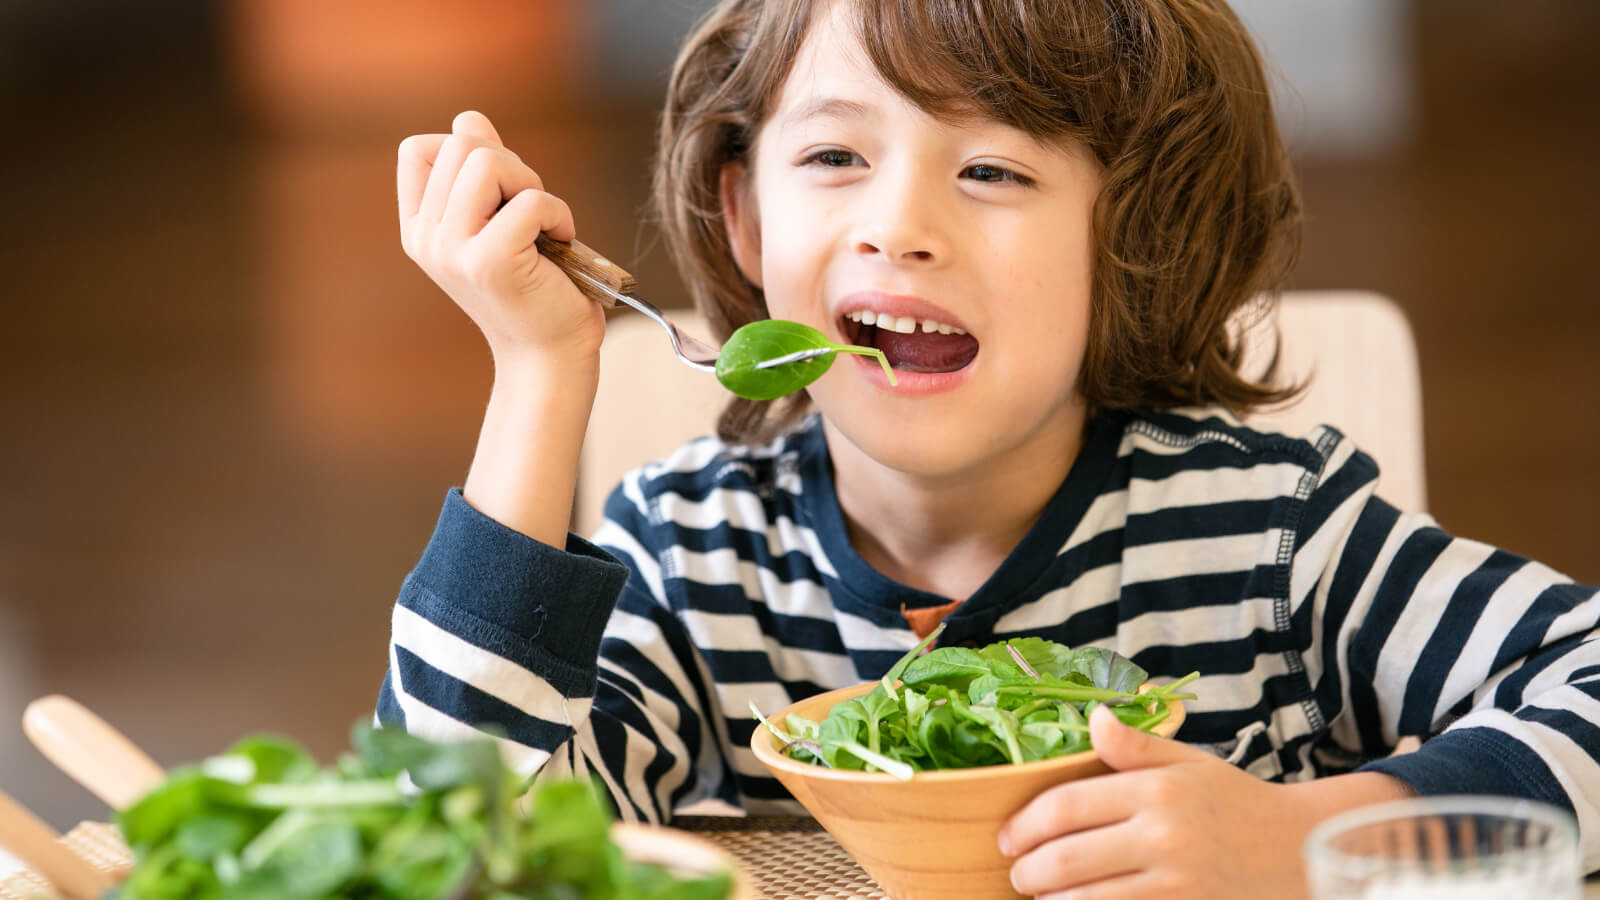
[1090,704,1195,772]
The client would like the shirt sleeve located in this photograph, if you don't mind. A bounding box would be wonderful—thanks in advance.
[1294,434,1600,872]
[376,485,730,824]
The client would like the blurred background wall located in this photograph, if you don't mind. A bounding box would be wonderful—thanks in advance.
[1,0,1595,831]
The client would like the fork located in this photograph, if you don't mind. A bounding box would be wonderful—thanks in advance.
[534,235,832,373]
[535,235,721,372]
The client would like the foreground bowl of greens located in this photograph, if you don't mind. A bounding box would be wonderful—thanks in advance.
[111,722,752,900]
[749,626,1193,900]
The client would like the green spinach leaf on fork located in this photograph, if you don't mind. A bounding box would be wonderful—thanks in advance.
[714,320,897,400]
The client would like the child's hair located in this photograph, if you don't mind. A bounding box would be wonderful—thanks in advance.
[652,0,1303,444]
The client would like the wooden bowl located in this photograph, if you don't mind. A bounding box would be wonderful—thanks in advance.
[751,681,1186,900]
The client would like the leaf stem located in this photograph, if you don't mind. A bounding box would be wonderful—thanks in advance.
[1023,721,1091,733]
[1006,643,1040,678]
[781,738,828,761]
[829,343,898,386]
[881,622,945,702]
[241,779,405,809]
[994,684,1143,703]
[836,741,915,781]
[749,701,794,745]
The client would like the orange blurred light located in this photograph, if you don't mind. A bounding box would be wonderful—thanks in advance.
[227,0,582,136]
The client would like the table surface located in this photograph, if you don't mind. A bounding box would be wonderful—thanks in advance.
[672,816,1600,899]
[3,816,1596,899]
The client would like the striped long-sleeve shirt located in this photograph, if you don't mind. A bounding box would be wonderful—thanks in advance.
[379,407,1600,871]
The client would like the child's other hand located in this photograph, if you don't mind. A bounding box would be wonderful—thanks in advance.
[398,111,604,367]
[997,705,1309,899]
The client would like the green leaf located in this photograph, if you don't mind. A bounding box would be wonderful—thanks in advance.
[250,820,363,897]
[173,815,253,862]
[818,697,872,769]
[900,647,995,692]
[965,672,1039,706]
[714,320,896,400]
[858,689,900,755]
[1069,646,1148,694]
[354,722,506,794]
[120,843,213,900]
[913,698,963,769]
[118,768,236,852]
[979,638,1076,680]
[949,694,1025,765]
[220,736,318,785]
[519,778,616,889]
[372,824,476,900]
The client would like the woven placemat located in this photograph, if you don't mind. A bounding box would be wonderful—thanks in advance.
[0,821,131,900]
[674,816,889,899]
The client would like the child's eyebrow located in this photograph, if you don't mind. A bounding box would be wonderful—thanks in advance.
[780,96,873,127]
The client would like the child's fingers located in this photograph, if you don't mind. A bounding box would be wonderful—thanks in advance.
[419,133,545,227]
[998,770,1141,859]
[417,134,487,227]
[1006,819,1144,897]
[397,133,448,225]
[473,188,576,265]
[441,146,546,240]
[452,110,504,148]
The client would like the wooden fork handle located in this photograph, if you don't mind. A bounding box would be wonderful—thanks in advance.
[534,234,637,309]
[23,695,166,811]
[0,788,114,900]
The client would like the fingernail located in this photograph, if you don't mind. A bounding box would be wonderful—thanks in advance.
[996,831,1013,856]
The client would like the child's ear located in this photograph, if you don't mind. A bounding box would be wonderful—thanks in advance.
[719,161,763,288]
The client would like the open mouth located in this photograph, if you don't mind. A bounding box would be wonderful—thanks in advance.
[839,311,980,374]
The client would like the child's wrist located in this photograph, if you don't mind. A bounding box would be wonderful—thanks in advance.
[1288,771,1418,830]
[488,345,600,393]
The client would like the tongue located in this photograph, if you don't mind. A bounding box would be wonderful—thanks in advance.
[869,327,979,373]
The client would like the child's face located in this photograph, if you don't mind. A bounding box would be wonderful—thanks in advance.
[725,1,1101,478]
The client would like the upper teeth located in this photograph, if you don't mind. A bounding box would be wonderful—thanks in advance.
[845,310,966,335]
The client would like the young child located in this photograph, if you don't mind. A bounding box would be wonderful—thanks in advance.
[380,0,1600,894]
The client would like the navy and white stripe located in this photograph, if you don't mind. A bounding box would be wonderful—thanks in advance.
[379,406,1600,870]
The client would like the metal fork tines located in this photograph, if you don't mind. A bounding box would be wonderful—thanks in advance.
[533,235,720,372]
[535,235,837,374]
[569,270,720,372]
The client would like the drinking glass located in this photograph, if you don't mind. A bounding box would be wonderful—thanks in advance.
[1304,795,1580,899]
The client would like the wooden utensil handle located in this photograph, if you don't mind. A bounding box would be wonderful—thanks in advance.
[23,695,165,811]
[534,234,637,309]
[0,789,114,900]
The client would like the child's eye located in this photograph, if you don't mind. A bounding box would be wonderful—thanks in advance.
[961,163,1033,187]
[801,148,863,168]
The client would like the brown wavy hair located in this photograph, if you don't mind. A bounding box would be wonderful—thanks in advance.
[652,0,1303,444]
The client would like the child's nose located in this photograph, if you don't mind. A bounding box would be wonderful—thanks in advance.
[850,179,949,265]
[853,236,936,264]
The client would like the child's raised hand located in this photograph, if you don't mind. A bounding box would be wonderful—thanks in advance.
[997,705,1346,899]
[397,111,604,367]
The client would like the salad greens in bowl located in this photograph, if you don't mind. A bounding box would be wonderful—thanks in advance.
[110,723,747,900]
[749,624,1195,900]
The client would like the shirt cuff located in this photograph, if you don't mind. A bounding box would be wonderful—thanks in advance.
[1357,725,1574,814]
[406,488,630,682]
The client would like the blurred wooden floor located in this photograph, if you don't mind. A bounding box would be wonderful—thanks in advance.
[1,4,1595,830]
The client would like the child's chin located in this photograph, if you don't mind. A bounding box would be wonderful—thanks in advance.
[832,419,994,480]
